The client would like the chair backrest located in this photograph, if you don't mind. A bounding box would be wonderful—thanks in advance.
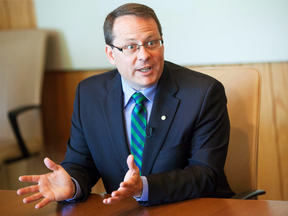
[0,30,46,144]
[190,67,261,194]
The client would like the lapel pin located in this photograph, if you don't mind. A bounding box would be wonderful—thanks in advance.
[161,115,166,120]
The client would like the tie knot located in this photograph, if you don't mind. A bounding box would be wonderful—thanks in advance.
[132,92,146,105]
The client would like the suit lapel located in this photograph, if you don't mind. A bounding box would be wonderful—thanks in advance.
[100,72,129,172]
[142,65,180,175]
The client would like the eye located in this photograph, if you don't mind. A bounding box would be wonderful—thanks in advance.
[126,44,137,50]
[147,41,155,46]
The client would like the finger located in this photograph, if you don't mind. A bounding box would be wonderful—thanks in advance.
[119,178,143,198]
[19,175,40,183]
[111,190,124,199]
[119,181,132,188]
[44,157,61,172]
[23,192,43,203]
[35,197,51,209]
[103,196,121,204]
[113,187,133,200]
[127,155,139,174]
[17,185,39,195]
[103,198,112,204]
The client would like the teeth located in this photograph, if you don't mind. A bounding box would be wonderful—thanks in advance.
[139,67,151,72]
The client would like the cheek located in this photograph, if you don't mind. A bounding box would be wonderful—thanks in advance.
[158,51,165,61]
[116,60,135,78]
[116,55,135,65]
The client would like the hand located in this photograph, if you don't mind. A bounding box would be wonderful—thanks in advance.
[17,157,75,209]
[103,155,143,204]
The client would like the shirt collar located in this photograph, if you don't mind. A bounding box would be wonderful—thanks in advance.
[121,77,157,108]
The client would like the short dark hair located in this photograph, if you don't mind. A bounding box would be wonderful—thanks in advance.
[103,3,163,45]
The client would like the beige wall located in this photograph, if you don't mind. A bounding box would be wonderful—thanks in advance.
[1,0,288,201]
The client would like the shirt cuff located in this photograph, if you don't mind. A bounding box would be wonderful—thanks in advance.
[134,176,149,201]
[65,177,83,202]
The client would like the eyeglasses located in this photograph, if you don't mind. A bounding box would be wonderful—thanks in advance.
[108,39,163,55]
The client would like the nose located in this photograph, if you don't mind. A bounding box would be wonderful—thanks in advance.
[137,45,151,61]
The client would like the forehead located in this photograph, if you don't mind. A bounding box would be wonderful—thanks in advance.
[112,15,160,42]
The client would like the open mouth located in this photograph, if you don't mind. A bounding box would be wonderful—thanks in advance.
[138,67,151,72]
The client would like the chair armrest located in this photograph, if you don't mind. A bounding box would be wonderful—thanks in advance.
[231,190,266,199]
[7,105,41,162]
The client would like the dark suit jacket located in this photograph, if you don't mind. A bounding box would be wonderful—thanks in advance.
[61,61,235,206]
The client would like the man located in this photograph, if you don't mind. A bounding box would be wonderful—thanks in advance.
[17,3,234,209]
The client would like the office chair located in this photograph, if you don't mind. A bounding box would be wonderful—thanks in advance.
[192,67,265,199]
[0,29,47,167]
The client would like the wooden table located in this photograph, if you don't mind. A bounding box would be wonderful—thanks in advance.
[1,190,288,216]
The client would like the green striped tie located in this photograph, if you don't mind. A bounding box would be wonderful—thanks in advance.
[131,92,147,175]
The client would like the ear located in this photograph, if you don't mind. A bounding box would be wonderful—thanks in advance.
[105,45,116,65]
[161,37,165,52]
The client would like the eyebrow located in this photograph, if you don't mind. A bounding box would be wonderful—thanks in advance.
[122,35,158,45]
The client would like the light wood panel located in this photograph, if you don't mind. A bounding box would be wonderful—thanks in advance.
[240,62,288,201]
[41,62,288,201]
[245,63,281,200]
[0,0,36,30]
[271,63,288,200]
[0,0,9,29]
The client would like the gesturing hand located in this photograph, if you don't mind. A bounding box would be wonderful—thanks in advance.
[103,155,143,204]
[17,157,75,209]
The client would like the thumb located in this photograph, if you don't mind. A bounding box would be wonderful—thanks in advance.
[44,157,60,172]
[127,155,139,174]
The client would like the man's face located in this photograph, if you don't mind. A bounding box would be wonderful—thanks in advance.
[105,15,164,90]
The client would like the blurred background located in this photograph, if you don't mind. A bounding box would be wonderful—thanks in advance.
[34,0,288,70]
[0,0,287,201]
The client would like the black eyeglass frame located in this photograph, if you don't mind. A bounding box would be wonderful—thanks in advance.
[108,39,164,53]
